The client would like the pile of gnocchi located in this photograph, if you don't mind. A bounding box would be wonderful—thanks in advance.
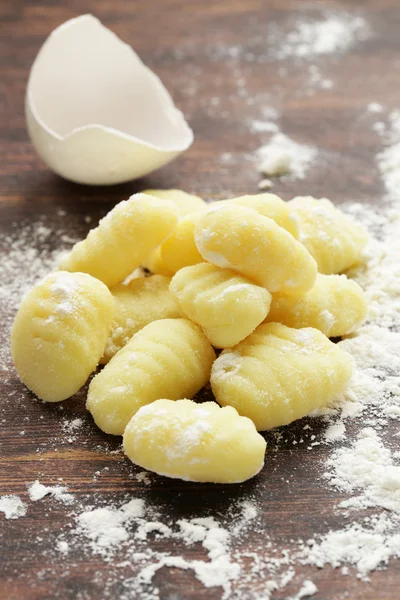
[11,191,368,484]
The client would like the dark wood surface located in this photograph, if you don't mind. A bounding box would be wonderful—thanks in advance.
[1,1,399,599]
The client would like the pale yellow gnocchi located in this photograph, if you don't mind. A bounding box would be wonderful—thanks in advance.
[195,204,317,294]
[142,191,207,275]
[288,196,368,274]
[265,273,368,337]
[59,193,178,287]
[87,318,216,435]
[123,399,266,483]
[141,246,175,277]
[102,275,181,363]
[159,212,204,274]
[227,193,299,238]
[211,322,352,431]
[170,263,271,348]
[11,272,114,402]
[143,189,206,215]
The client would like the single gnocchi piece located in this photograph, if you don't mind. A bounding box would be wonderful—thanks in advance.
[58,193,178,287]
[143,189,207,215]
[123,399,266,483]
[159,212,205,274]
[195,204,317,294]
[87,319,216,435]
[11,272,114,402]
[102,275,181,363]
[211,322,352,431]
[288,196,368,274]
[170,263,271,348]
[142,192,207,275]
[227,193,299,238]
[265,274,368,337]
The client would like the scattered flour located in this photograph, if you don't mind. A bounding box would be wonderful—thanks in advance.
[0,495,27,519]
[270,12,371,60]
[257,132,318,179]
[376,110,400,201]
[28,481,75,505]
[292,579,318,599]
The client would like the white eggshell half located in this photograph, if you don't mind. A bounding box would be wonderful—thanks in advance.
[26,15,193,185]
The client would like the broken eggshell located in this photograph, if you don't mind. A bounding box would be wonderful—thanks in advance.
[26,14,193,185]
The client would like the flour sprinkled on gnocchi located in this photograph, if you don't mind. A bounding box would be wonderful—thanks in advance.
[87,318,215,435]
[102,275,181,363]
[11,271,114,402]
[59,193,179,287]
[265,273,368,337]
[123,399,266,483]
[11,187,368,484]
[211,322,353,431]
[288,196,368,274]
[194,203,317,294]
[170,262,271,348]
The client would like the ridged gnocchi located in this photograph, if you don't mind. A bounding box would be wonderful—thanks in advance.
[87,318,216,435]
[227,193,299,238]
[265,273,368,337]
[102,275,181,363]
[170,263,271,348]
[123,399,266,483]
[211,322,352,431]
[195,203,317,294]
[143,189,206,215]
[11,271,114,402]
[288,196,368,274]
[59,193,178,287]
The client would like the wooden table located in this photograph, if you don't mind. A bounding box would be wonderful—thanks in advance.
[1,1,399,599]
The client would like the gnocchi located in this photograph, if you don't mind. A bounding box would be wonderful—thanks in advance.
[102,275,181,363]
[195,203,317,294]
[141,246,175,276]
[227,193,299,238]
[265,273,368,337]
[123,399,266,483]
[159,212,205,274]
[170,263,271,348]
[211,322,352,431]
[143,189,207,215]
[58,193,178,287]
[11,271,114,402]
[87,318,216,435]
[288,196,368,274]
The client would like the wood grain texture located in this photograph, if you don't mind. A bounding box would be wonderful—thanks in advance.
[1,1,399,599]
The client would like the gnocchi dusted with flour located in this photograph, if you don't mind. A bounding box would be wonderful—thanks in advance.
[211,322,352,431]
[87,319,215,435]
[11,178,368,486]
[227,193,299,238]
[195,203,317,294]
[59,193,178,287]
[265,273,368,337]
[123,399,266,483]
[11,272,114,402]
[170,263,271,348]
[288,196,368,274]
[143,189,206,215]
[102,275,181,363]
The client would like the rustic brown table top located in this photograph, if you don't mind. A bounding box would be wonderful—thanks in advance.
[1,1,399,599]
